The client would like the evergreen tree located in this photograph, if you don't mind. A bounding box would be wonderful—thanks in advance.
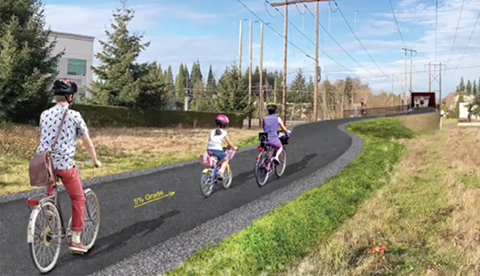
[88,0,151,107]
[478,77,480,94]
[466,80,472,94]
[0,0,63,123]
[473,80,478,95]
[210,63,250,115]
[137,61,166,109]
[457,77,465,93]
[175,63,187,109]
[163,65,175,107]
[288,68,307,103]
[190,60,205,111]
[206,65,216,92]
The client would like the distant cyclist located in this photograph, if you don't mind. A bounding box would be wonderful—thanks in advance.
[206,114,236,180]
[360,98,367,116]
[263,103,290,164]
[36,79,101,253]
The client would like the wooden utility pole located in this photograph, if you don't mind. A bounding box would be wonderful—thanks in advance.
[238,20,243,78]
[439,62,446,110]
[259,23,264,127]
[270,0,332,123]
[391,74,394,106]
[248,20,253,129]
[313,1,319,121]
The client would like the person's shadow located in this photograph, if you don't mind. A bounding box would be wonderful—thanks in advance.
[56,210,180,267]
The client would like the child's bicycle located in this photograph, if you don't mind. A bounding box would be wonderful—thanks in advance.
[26,160,100,274]
[199,146,236,197]
[254,131,289,187]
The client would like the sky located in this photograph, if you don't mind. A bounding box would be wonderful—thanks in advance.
[43,0,480,96]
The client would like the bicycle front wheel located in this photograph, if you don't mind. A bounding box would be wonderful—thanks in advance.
[222,165,233,189]
[29,201,62,274]
[67,189,100,250]
[275,149,287,177]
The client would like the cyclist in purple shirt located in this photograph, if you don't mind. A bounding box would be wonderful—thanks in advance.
[263,102,290,164]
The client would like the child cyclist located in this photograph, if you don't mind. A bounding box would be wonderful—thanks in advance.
[263,102,290,164]
[206,114,236,180]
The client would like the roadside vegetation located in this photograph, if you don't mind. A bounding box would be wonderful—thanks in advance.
[280,124,480,275]
[161,117,412,276]
[0,125,259,195]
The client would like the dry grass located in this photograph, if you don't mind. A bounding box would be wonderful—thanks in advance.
[0,124,260,195]
[279,127,480,276]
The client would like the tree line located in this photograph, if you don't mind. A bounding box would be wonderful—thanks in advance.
[0,0,403,124]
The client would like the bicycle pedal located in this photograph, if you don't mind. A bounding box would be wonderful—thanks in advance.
[72,250,85,255]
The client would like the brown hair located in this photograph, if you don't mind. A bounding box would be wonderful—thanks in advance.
[214,124,225,135]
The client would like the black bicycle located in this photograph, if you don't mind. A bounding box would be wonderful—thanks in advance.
[26,160,100,273]
[254,131,289,187]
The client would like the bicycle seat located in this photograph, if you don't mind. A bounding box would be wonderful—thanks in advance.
[207,151,213,156]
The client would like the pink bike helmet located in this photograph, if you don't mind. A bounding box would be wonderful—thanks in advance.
[215,114,229,127]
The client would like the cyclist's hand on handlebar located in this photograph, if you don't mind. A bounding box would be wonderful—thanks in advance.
[93,160,101,168]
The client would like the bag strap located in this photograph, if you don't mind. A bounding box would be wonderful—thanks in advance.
[51,109,68,151]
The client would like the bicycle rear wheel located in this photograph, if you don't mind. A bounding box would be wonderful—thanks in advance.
[200,169,215,197]
[254,150,270,187]
[275,149,287,177]
[67,189,100,250]
[29,201,62,274]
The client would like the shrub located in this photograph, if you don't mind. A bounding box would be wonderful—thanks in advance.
[31,104,245,128]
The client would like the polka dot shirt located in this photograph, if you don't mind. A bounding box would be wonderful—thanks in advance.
[36,104,89,170]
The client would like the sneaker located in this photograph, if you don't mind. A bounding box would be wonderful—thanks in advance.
[273,156,281,164]
[69,241,88,253]
[217,171,224,180]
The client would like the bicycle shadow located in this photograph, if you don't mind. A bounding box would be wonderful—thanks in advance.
[56,209,180,266]
[232,153,318,188]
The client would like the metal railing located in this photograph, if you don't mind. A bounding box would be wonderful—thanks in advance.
[343,105,410,118]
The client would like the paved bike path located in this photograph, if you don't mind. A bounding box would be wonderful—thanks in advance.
[0,118,355,275]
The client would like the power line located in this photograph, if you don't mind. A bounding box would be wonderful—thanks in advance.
[446,0,465,67]
[388,0,405,48]
[452,11,480,73]
[236,0,315,62]
[301,2,381,78]
[333,1,390,79]
[264,0,355,74]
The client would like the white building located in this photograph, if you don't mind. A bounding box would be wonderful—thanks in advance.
[48,31,95,98]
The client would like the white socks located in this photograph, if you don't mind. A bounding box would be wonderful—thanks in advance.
[72,231,81,243]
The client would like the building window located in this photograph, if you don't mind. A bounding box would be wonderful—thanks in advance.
[67,59,86,76]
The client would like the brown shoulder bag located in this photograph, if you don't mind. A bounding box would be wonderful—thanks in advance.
[28,110,68,187]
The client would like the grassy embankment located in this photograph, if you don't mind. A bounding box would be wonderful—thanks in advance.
[161,117,413,276]
[280,124,479,275]
[0,125,260,195]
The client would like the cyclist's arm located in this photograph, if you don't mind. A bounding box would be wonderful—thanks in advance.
[76,113,99,165]
[278,118,289,134]
[80,135,99,164]
[224,135,235,149]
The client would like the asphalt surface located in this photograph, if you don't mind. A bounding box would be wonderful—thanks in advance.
[0,109,436,275]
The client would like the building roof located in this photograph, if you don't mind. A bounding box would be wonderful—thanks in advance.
[49,31,95,42]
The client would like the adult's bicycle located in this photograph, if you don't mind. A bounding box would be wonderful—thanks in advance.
[254,131,289,187]
[199,146,236,197]
[26,160,100,273]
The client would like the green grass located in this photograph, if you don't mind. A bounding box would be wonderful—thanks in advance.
[160,117,413,276]
[456,171,480,189]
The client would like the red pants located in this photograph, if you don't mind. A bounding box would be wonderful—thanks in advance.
[46,168,85,232]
